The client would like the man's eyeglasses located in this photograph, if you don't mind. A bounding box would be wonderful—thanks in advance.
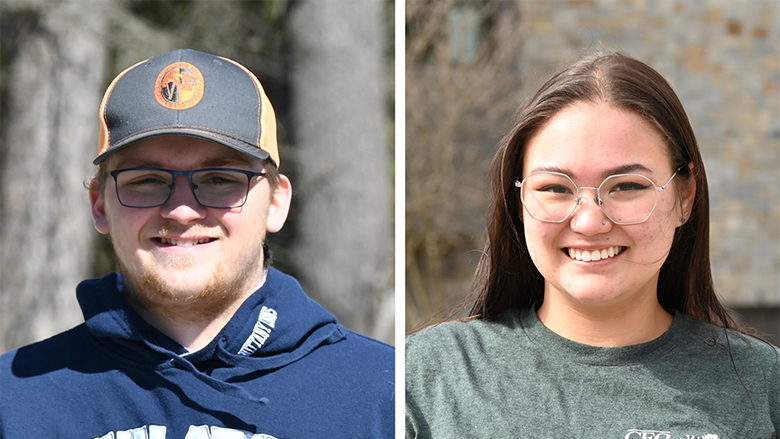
[110,167,267,209]
[514,168,681,225]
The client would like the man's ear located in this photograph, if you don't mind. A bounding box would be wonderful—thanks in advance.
[266,175,292,233]
[89,179,111,235]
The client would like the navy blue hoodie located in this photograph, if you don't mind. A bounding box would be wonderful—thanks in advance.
[0,269,394,438]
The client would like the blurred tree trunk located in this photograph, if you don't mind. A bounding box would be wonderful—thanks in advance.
[288,0,393,343]
[0,1,109,352]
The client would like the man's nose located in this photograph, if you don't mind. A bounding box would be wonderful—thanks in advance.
[160,175,208,221]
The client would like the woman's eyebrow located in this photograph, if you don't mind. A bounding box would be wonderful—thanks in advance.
[527,165,572,175]
[525,163,655,179]
[601,163,654,176]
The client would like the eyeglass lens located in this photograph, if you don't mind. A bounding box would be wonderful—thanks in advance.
[114,169,252,208]
[519,172,658,224]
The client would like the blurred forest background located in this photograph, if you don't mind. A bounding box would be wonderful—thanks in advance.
[406,0,780,345]
[0,0,395,353]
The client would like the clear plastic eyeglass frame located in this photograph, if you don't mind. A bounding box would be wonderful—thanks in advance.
[514,167,682,225]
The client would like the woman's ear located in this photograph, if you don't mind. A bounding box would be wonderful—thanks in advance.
[89,179,111,235]
[266,175,292,233]
[679,162,696,225]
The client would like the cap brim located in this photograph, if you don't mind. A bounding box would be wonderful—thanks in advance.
[92,129,272,166]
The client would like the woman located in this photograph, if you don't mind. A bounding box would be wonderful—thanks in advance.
[405,52,779,438]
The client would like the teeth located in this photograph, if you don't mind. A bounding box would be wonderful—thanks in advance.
[159,237,211,247]
[568,246,623,262]
[582,250,592,262]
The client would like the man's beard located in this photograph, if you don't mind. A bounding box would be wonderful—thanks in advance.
[118,241,265,325]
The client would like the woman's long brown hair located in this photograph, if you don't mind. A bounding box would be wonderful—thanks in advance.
[458,52,742,333]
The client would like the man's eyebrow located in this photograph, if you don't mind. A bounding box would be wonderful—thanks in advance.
[199,156,254,168]
[112,156,254,170]
[111,157,156,169]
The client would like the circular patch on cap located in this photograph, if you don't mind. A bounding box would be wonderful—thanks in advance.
[154,62,204,110]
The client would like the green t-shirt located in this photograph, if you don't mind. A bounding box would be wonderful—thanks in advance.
[406,308,780,438]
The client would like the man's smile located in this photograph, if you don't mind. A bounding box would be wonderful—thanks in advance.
[156,237,218,247]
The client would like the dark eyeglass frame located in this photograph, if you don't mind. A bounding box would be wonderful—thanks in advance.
[110,167,267,209]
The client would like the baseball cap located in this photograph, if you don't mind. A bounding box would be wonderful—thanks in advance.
[94,49,279,167]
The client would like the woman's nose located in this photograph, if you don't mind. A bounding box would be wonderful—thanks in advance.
[569,192,611,235]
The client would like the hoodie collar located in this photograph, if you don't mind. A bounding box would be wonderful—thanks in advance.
[77,268,346,403]
[184,268,346,369]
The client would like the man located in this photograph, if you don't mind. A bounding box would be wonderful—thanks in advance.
[0,49,394,438]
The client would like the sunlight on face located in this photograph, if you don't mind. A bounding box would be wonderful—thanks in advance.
[95,136,273,319]
[522,103,685,313]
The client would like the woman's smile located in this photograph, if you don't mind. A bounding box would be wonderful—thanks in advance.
[565,246,624,262]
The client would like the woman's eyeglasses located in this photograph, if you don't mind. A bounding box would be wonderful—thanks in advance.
[514,168,681,225]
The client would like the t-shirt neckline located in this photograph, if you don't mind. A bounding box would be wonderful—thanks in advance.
[516,306,685,366]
